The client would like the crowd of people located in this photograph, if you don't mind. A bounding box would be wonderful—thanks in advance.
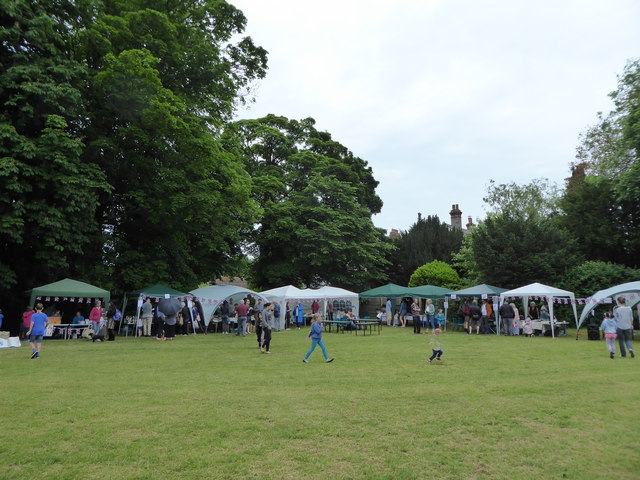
[7,293,636,364]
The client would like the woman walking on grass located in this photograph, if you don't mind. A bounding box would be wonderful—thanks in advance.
[303,314,334,363]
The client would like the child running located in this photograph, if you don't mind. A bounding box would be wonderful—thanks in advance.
[303,313,334,363]
[26,303,48,359]
[426,328,443,364]
[600,312,617,359]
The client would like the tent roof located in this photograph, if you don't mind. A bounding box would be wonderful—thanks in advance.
[189,285,267,302]
[128,284,188,298]
[577,281,640,329]
[260,285,305,299]
[359,283,413,298]
[500,282,574,298]
[261,285,358,301]
[407,285,453,298]
[29,278,110,305]
[452,284,507,297]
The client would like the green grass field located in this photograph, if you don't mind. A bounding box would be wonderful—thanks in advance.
[1,327,639,480]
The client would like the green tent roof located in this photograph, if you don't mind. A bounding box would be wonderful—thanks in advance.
[451,284,507,297]
[29,278,110,305]
[359,283,414,298]
[128,284,188,298]
[406,285,453,298]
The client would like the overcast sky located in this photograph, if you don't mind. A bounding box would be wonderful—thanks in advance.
[231,0,640,233]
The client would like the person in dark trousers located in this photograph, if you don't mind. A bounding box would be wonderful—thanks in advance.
[220,300,230,334]
[261,303,274,353]
[254,310,263,350]
[468,300,482,335]
[411,298,421,334]
[106,301,117,341]
[499,301,514,336]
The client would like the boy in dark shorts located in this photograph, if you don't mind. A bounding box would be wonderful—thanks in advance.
[27,303,48,359]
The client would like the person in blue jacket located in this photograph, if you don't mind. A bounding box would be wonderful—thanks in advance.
[295,302,304,330]
[303,314,334,363]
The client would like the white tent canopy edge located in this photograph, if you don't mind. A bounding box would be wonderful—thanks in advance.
[577,281,640,330]
[499,282,578,338]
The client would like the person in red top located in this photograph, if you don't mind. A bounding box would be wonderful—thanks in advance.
[235,298,250,336]
[312,300,320,314]
[21,306,34,339]
[89,300,103,336]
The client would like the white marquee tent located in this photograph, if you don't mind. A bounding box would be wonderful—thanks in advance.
[576,281,640,330]
[260,285,359,330]
[189,285,268,327]
[499,282,578,338]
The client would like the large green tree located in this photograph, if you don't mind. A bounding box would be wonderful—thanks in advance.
[0,0,107,322]
[574,59,640,266]
[228,115,391,291]
[72,0,268,292]
[470,213,581,289]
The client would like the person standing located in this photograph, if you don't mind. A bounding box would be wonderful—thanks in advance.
[528,302,540,321]
[21,306,34,339]
[399,298,408,327]
[295,302,304,329]
[27,303,48,359]
[468,300,482,335]
[220,300,230,334]
[156,310,166,340]
[411,298,421,334]
[140,298,153,337]
[435,308,445,329]
[303,313,334,363]
[614,297,635,358]
[600,312,618,359]
[480,299,492,334]
[312,299,320,315]
[385,298,393,326]
[511,303,521,336]
[285,301,291,329]
[89,300,103,336]
[425,298,435,332]
[106,300,117,341]
[235,298,250,336]
[254,310,263,350]
[164,312,177,340]
[499,301,514,336]
[261,303,274,353]
[327,301,334,322]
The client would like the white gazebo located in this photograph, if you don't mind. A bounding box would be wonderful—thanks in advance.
[260,285,359,330]
[189,285,268,327]
[577,281,640,330]
[499,282,578,338]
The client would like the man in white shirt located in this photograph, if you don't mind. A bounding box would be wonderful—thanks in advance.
[614,297,635,358]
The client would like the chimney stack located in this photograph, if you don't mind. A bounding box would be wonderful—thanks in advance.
[466,216,475,230]
[449,204,462,230]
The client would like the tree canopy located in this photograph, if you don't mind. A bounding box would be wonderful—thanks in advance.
[228,115,391,291]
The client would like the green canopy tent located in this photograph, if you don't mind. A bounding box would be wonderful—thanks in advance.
[407,285,453,298]
[451,284,508,334]
[359,283,415,299]
[28,278,110,308]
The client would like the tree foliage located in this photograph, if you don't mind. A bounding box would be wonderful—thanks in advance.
[228,115,390,291]
[560,260,640,299]
[0,0,108,312]
[386,215,463,286]
[408,260,462,290]
[573,59,640,266]
[470,213,581,290]
[0,0,268,326]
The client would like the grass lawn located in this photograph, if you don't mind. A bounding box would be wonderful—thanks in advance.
[1,326,639,480]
